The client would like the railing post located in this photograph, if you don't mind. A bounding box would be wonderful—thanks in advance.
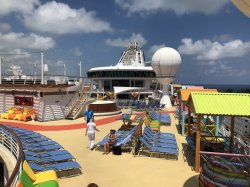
[195,114,201,173]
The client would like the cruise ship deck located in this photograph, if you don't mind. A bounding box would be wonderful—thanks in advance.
[0,108,199,187]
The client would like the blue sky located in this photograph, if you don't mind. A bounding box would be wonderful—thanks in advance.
[0,0,249,85]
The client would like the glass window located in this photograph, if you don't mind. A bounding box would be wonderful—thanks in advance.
[88,70,156,78]
[135,80,143,87]
[104,80,110,91]
[112,80,129,87]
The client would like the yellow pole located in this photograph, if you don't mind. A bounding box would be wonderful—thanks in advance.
[195,115,201,173]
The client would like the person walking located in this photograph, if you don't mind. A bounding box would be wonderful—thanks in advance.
[85,118,99,150]
[85,107,94,123]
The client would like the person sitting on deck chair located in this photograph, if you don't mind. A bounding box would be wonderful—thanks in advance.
[103,129,116,155]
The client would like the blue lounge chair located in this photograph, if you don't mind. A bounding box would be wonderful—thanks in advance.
[23,144,62,152]
[149,111,171,125]
[22,140,59,147]
[139,137,178,158]
[97,125,138,146]
[15,131,36,135]
[23,137,50,143]
[143,133,178,149]
[28,161,81,172]
[19,134,44,140]
[144,126,175,137]
[143,132,177,144]
[25,154,74,164]
[144,129,174,139]
[24,150,71,158]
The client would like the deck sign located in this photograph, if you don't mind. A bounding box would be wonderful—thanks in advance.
[14,96,34,106]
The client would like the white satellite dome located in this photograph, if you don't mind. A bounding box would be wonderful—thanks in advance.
[151,47,181,84]
[151,47,181,108]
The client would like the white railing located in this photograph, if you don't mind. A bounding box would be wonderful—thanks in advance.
[219,125,250,155]
[0,125,23,187]
[1,75,81,86]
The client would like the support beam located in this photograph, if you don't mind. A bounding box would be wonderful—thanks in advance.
[182,110,185,136]
[195,115,201,173]
[187,109,191,136]
[178,100,182,125]
[215,116,220,136]
[230,116,235,152]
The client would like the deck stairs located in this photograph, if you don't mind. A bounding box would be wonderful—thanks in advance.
[66,90,95,120]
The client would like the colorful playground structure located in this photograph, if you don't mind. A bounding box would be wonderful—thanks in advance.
[184,92,250,186]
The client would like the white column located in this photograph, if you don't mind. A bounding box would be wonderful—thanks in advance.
[145,80,151,90]
[79,61,82,78]
[170,84,174,96]
[160,84,171,108]
[162,84,169,95]
[99,80,103,90]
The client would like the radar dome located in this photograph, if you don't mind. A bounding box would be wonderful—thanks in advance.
[151,47,181,84]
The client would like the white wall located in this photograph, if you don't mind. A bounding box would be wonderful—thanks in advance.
[39,92,78,121]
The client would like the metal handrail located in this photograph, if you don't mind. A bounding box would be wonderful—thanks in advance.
[0,125,23,187]
[200,151,250,177]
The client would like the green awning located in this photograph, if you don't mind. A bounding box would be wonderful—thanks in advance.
[187,92,250,116]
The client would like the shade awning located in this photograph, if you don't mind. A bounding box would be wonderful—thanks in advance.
[113,87,145,94]
[180,89,217,102]
[187,92,250,117]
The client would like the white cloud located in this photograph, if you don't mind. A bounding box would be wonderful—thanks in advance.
[178,38,250,60]
[114,0,230,15]
[0,32,55,50]
[54,60,65,67]
[70,47,83,57]
[1,49,32,60]
[0,0,39,15]
[148,44,166,56]
[0,23,11,34]
[105,33,147,47]
[23,1,112,34]
[203,61,234,76]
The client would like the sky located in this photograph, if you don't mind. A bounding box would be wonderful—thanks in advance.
[0,0,249,85]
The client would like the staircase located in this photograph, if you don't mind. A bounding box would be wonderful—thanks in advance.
[66,91,95,120]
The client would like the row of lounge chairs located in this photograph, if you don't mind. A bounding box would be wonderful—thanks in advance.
[1,107,36,122]
[95,121,179,160]
[138,126,179,159]
[116,100,165,111]
[4,125,81,177]
[121,111,171,128]
[132,101,166,111]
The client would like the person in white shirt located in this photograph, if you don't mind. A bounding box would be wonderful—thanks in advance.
[85,118,99,150]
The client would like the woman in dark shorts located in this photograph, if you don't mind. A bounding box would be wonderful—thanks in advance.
[103,129,116,154]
